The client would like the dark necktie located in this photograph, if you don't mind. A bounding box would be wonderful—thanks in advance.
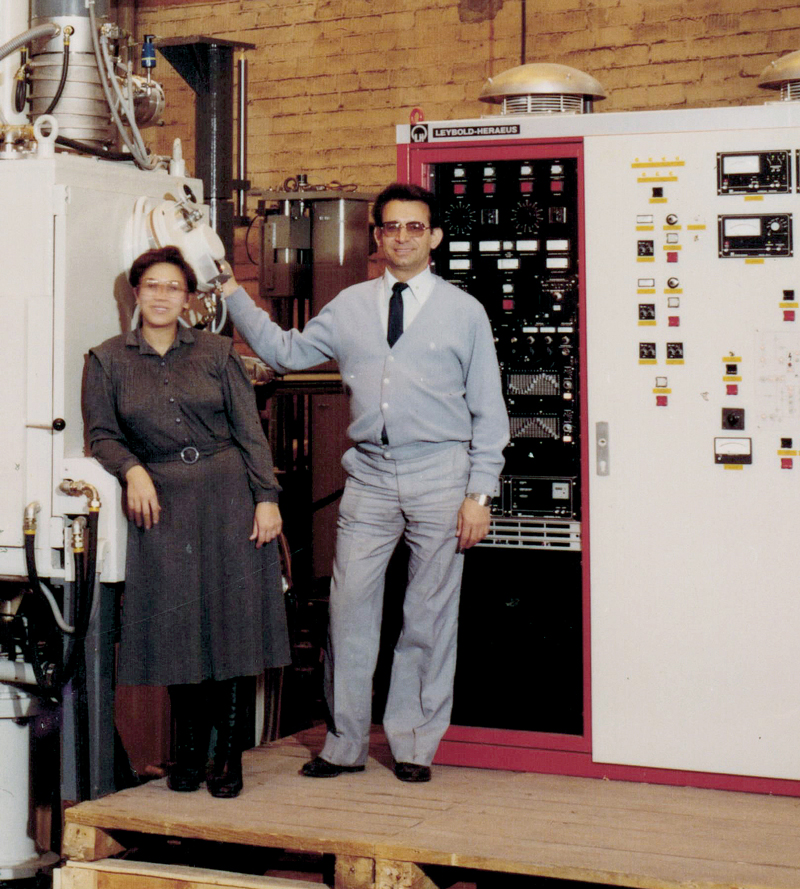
[387,281,406,347]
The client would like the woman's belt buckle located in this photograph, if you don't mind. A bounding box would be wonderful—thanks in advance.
[180,446,200,464]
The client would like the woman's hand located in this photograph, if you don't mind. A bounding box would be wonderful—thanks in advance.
[251,502,282,548]
[125,465,161,529]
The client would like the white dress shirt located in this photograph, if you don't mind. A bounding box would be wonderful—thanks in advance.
[378,266,435,335]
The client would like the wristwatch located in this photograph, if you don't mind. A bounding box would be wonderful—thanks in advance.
[466,492,493,507]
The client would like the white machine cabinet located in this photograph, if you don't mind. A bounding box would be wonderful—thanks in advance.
[399,101,800,791]
[0,152,201,586]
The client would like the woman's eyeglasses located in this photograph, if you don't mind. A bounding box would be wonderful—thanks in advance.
[138,280,187,296]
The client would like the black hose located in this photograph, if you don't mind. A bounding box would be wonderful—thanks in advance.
[14,48,28,113]
[43,37,69,116]
[24,511,100,695]
[14,77,27,112]
[24,530,60,694]
[59,525,93,689]
[55,135,135,162]
[85,508,99,611]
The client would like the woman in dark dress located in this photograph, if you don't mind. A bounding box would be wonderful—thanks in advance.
[84,246,290,798]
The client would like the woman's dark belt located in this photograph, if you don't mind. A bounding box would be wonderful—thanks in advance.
[143,442,233,465]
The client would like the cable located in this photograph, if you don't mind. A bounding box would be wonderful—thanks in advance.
[245,213,263,265]
[14,49,29,114]
[88,0,157,171]
[43,33,70,116]
[55,134,135,162]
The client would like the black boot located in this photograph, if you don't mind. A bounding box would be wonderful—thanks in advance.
[207,678,244,799]
[167,684,210,792]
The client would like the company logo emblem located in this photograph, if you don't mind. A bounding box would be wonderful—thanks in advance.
[410,124,429,143]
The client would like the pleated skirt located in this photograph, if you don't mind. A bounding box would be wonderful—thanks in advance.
[117,446,291,686]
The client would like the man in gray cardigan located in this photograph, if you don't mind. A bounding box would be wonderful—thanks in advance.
[221,183,509,782]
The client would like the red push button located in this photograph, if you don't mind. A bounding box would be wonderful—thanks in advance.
[453,183,466,195]
[668,316,680,327]
[502,299,515,311]
[784,310,795,322]
[656,395,668,407]
[782,458,794,469]
[483,182,495,194]
[520,181,533,193]
[551,180,564,192]
[667,252,679,263]
[726,384,738,396]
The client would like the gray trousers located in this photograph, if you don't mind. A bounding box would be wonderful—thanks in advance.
[320,442,469,767]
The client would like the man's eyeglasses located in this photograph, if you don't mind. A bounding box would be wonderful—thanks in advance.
[380,221,430,236]
[138,280,188,297]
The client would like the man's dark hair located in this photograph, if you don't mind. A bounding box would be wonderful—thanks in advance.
[129,245,198,293]
[373,182,440,230]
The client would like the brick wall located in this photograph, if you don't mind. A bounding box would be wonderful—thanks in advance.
[135,0,800,194]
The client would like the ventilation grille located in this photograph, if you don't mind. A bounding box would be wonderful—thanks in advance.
[478,517,581,551]
[780,81,800,101]
[501,93,586,115]
[510,416,560,439]
[506,372,560,396]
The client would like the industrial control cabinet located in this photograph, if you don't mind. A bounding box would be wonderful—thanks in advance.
[398,102,800,795]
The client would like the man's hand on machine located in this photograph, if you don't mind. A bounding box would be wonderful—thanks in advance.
[216,260,240,298]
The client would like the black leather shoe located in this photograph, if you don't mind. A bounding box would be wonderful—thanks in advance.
[207,753,243,799]
[167,765,204,792]
[394,761,432,783]
[207,678,244,799]
[167,683,211,793]
[301,756,365,778]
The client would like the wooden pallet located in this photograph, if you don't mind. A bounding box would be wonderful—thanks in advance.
[62,729,800,889]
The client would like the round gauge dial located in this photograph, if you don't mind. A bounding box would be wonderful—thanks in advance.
[444,201,476,236]
[511,199,544,234]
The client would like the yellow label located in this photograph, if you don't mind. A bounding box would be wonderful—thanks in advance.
[636,225,654,231]
[637,289,657,294]
[780,303,799,309]
[722,376,742,382]
[745,258,765,264]
[663,225,682,231]
[638,320,657,326]
[778,450,798,457]
[639,359,658,365]
[664,289,683,294]
[649,198,668,203]
[722,356,742,362]
[632,159,685,167]
[666,359,685,365]
[663,244,682,251]
[744,195,764,201]
[653,388,672,394]
[724,464,744,470]
[638,175,679,183]
[637,257,655,263]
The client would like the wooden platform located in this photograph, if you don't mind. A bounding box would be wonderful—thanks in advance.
[62,728,800,889]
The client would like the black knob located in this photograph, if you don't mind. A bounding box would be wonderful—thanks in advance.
[52,418,66,431]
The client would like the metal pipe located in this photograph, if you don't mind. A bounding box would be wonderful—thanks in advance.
[0,661,37,685]
[236,55,248,220]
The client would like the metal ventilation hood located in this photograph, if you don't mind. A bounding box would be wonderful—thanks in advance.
[759,50,800,101]
[479,62,607,114]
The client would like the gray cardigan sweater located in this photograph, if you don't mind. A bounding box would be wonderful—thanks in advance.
[226,275,509,495]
